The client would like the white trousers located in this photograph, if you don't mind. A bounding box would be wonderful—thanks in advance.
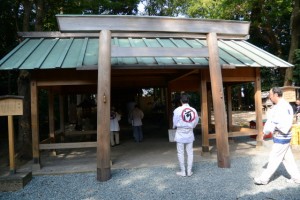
[176,142,193,172]
[259,142,300,182]
[110,131,119,146]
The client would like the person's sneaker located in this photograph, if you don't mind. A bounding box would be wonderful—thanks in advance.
[176,171,186,177]
[286,178,300,184]
[254,177,268,185]
[187,171,193,177]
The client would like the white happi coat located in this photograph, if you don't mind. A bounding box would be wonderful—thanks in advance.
[173,104,199,143]
[110,112,121,132]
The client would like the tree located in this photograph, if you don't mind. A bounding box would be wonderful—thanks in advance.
[185,0,293,88]
[142,0,188,16]
[285,0,300,86]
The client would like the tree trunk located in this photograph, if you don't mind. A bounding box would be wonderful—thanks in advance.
[35,0,44,31]
[284,0,300,86]
[17,70,32,159]
[22,0,32,31]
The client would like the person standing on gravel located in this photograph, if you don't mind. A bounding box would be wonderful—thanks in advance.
[173,93,199,177]
[110,106,121,147]
[254,87,300,185]
[130,104,144,143]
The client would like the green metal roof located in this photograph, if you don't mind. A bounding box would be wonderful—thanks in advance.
[0,37,293,70]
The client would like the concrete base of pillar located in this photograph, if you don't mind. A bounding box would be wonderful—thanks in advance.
[0,172,32,192]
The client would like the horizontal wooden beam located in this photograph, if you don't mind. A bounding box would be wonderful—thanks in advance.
[40,137,53,144]
[169,69,199,83]
[56,15,250,36]
[64,130,97,136]
[39,142,97,149]
[18,31,249,40]
[111,46,209,57]
[36,80,96,86]
[208,129,258,139]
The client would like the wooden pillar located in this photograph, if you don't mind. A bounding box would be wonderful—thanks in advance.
[59,95,65,132]
[31,80,40,168]
[48,90,55,140]
[227,86,233,131]
[201,72,209,152]
[97,30,111,181]
[167,84,173,128]
[207,90,212,130]
[207,32,230,168]
[48,90,57,155]
[254,68,264,146]
[163,88,168,121]
[8,115,16,174]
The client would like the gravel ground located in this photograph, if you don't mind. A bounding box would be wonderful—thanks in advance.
[1,155,300,200]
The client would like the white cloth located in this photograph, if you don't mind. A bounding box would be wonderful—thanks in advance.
[258,143,300,182]
[263,98,293,135]
[173,104,199,143]
[110,112,121,131]
[110,131,119,146]
[177,142,193,172]
[130,107,144,126]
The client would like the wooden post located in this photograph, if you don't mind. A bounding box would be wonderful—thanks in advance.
[201,72,209,152]
[163,88,168,121]
[59,95,65,142]
[31,80,40,168]
[207,32,230,168]
[8,115,16,174]
[97,30,111,181]
[207,90,213,128]
[167,84,173,128]
[59,95,65,132]
[227,86,233,131]
[0,95,23,174]
[254,68,264,146]
[48,90,56,155]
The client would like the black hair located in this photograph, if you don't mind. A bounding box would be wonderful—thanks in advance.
[180,93,189,103]
[271,87,283,97]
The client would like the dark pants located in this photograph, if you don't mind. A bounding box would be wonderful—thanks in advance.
[133,126,143,142]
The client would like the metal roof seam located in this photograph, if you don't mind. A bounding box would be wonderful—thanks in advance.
[55,38,74,68]
[195,39,210,63]
[140,38,156,65]
[168,38,181,64]
[18,38,44,69]
[218,40,250,66]
[113,37,122,65]
[242,41,293,67]
[36,38,59,69]
[228,40,271,67]
[182,39,199,64]
[0,38,30,66]
[234,40,280,67]
[153,38,166,64]
[76,37,88,67]
[128,38,140,64]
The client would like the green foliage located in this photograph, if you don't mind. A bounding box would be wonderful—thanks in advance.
[98,0,140,15]
[142,0,188,16]
[0,0,19,58]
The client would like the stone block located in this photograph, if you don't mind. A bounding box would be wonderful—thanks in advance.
[0,172,32,192]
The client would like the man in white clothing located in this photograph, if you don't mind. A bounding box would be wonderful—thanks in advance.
[254,87,300,185]
[173,93,199,177]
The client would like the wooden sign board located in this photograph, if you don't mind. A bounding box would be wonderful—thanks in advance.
[281,87,296,102]
[0,96,24,116]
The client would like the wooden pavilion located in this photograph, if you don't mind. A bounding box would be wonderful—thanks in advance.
[0,15,293,181]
